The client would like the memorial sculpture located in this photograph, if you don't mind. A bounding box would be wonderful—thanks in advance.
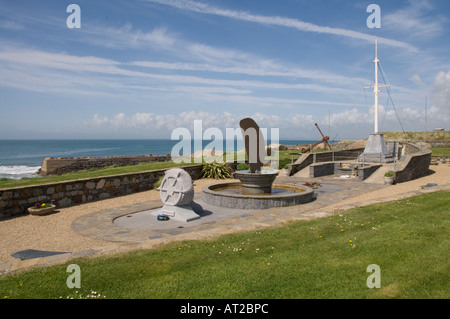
[157,168,201,222]
[232,118,279,194]
[202,118,313,208]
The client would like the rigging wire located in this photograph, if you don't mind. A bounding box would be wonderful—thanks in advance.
[378,62,406,132]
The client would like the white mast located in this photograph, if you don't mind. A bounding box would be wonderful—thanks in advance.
[374,40,379,133]
[361,40,394,163]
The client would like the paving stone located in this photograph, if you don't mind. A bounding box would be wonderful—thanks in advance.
[10,249,70,260]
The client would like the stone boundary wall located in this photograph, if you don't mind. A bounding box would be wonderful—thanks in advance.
[0,165,203,219]
[394,149,432,183]
[40,155,172,176]
[289,148,365,175]
[308,162,381,181]
[431,156,449,164]
[413,140,449,147]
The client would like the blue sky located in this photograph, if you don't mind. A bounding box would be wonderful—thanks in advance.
[0,0,449,139]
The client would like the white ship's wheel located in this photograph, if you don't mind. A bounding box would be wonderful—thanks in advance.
[158,169,194,206]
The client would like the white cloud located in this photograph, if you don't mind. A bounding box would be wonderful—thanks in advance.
[0,19,24,30]
[85,110,364,139]
[146,0,417,52]
[0,46,363,107]
[80,24,176,50]
[430,70,450,125]
[384,0,446,39]
[410,74,424,86]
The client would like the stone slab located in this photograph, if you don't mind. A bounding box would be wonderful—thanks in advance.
[10,249,70,261]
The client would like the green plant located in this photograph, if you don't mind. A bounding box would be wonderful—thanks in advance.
[153,175,165,189]
[201,161,232,179]
[278,159,291,170]
[384,172,393,177]
[33,202,52,209]
[236,163,249,171]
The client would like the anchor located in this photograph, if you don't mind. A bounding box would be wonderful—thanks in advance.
[301,123,331,153]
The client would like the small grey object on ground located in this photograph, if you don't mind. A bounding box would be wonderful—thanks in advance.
[421,183,438,188]
[11,249,70,260]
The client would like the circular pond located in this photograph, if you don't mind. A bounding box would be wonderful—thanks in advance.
[202,182,314,210]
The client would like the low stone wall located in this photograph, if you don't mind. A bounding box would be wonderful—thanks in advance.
[431,156,449,164]
[357,164,382,181]
[40,155,172,176]
[309,162,381,181]
[395,149,432,183]
[0,165,203,219]
[289,148,365,175]
[309,162,335,177]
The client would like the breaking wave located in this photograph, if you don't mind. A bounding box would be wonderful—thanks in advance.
[0,165,41,180]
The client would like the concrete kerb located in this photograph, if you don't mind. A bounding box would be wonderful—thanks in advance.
[1,181,449,277]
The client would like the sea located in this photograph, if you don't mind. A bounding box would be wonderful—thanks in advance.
[0,139,318,180]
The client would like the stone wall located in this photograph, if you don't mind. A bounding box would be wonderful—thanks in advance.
[309,162,335,177]
[40,155,172,176]
[431,156,449,164]
[308,162,381,181]
[0,165,203,219]
[394,149,432,183]
[289,148,365,175]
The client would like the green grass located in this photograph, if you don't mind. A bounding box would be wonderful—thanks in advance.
[0,161,197,189]
[431,147,450,157]
[382,130,450,141]
[1,190,448,299]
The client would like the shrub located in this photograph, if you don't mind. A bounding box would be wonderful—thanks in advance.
[201,162,232,179]
[278,159,291,170]
[153,175,165,189]
[236,163,249,170]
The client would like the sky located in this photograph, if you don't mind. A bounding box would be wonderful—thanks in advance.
[0,0,449,140]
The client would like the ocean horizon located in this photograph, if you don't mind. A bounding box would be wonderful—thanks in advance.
[0,139,331,179]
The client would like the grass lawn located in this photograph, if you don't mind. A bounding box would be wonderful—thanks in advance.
[431,147,450,157]
[1,190,448,299]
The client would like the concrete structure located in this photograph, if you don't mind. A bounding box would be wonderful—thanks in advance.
[157,168,201,222]
[361,133,394,163]
[202,182,314,210]
[232,170,279,194]
[202,118,315,209]
[291,142,431,184]
[40,155,171,176]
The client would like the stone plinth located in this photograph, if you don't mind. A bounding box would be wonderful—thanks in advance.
[232,170,279,194]
[361,133,394,163]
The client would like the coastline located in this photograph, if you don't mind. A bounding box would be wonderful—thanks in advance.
[0,139,322,179]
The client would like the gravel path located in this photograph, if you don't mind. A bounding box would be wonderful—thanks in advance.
[1,165,449,266]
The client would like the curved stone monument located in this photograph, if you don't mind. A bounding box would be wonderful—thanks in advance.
[233,117,278,194]
[157,168,201,222]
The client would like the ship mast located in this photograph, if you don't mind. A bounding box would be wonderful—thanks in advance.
[374,40,379,133]
[367,40,388,134]
[361,40,394,164]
